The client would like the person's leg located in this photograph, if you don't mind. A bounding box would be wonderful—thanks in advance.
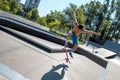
[73,44,78,51]
[65,32,72,47]
[69,34,78,58]
[69,44,78,58]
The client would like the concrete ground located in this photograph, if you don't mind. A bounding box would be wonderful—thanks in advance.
[79,42,120,66]
[0,30,120,80]
[79,43,117,58]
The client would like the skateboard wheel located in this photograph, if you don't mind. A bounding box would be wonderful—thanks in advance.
[66,60,68,62]
[66,58,69,60]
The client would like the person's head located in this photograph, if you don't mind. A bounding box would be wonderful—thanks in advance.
[78,24,84,30]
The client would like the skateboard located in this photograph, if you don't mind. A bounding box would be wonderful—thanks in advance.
[62,41,70,63]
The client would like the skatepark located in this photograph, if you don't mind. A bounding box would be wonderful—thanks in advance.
[0,11,120,80]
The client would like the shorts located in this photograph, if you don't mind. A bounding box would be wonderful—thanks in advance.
[71,32,78,45]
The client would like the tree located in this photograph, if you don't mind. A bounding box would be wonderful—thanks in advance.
[84,0,117,42]
[100,0,116,41]
[84,1,105,31]
[115,0,120,20]
[10,0,18,11]
[0,0,10,12]
[108,21,120,41]
[100,20,112,40]
[17,5,24,15]
[0,0,2,9]
[27,8,39,21]
[110,0,120,41]
[9,0,24,14]
[76,5,86,26]
[49,20,60,31]
[46,10,63,30]
[84,1,103,42]
[62,3,78,31]
[37,17,47,27]
[115,0,120,41]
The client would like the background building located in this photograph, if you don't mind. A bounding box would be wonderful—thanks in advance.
[24,0,41,10]
[18,0,41,12]
[18,0,21,3]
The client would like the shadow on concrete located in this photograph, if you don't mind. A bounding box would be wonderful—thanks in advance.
[41,64,69,80]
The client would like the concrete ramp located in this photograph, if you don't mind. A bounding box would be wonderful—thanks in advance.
[0,25,120,80]
[95,48,117,58]
[0,28,105,80]
[81,41,117,58]
[0,25,71,53]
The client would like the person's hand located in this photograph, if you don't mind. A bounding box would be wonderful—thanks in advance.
[96,32,101,36]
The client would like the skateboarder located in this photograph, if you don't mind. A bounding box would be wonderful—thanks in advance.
[67,11,101,58]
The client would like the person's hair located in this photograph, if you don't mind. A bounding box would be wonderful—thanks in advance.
[78,24,84,30]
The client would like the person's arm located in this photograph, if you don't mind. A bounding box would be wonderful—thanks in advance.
[71,11,78,26]
[83,29,101,36]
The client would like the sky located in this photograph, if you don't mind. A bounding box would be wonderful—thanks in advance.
[20,0,105,17]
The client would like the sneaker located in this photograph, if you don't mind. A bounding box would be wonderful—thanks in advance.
[69,51,73,58]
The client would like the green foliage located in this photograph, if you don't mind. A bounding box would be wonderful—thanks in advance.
[10,0,18,11]
[84,1,103,30]
[46,10,64,31]
[17,5,24,15]
[100,20,112,40]
[37,17,47,27]
[13,8,17,14]
[76,5,86,26]
[49,20,60,31]
[9,0,24,14]
[27,8,39,21]
[63,3,78,29]
[43,1,119,41]
[115,0,120,20]
[0,0,24,14]
[3,5,10,11]
[0,1,2,9]
[0,0,10,11]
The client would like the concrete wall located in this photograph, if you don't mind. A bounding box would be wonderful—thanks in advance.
[25,0,41,9]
